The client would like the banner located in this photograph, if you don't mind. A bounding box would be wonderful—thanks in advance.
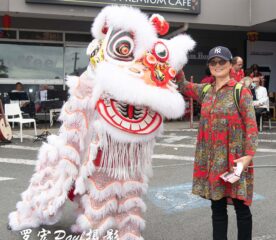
[26,0,201,14]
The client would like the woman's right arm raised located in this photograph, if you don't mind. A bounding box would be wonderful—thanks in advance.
[176,70,206,102]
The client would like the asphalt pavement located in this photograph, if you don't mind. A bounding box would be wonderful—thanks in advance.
[0,120,276,240]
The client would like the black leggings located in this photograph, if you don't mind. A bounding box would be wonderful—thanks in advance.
[211,197,252,240]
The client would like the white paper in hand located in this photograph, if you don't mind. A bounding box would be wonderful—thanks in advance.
[234,162,244,177]
[220,162,244,184]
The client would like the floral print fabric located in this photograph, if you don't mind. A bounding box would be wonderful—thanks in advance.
[183,79,258,206]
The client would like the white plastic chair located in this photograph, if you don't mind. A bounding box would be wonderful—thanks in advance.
[4,103,37,142]
[259,110,272,132]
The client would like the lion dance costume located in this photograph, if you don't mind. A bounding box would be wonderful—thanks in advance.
[9,6,195,240]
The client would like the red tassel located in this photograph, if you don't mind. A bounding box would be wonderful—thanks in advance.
[150,15,170,36]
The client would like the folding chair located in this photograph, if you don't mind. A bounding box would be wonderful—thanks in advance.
[259,110,272,132]
[4,103,37,142]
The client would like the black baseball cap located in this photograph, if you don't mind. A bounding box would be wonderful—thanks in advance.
[207,46,233,61]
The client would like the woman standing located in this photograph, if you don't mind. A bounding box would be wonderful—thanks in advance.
[178,46,258,240]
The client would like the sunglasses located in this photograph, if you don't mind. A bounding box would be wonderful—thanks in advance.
[208,59,227,67]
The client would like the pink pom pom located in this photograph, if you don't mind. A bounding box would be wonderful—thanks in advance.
[150,15,170,36]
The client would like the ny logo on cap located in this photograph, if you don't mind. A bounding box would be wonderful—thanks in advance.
[214,47,221,54]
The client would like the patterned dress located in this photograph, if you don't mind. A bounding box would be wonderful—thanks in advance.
[183,79,258,206]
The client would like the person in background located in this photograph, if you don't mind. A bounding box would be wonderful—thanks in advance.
[34,84,48,113]
[244,68,253,77]
[11,82,36,118]
[230,56,244,82]
[250,64,264,87]
[252,77,269,127]
[178,46,258,240]
[243,77,252,88]
[12,82,24,92]
[250,64,262,78]
[242,76,256,100]
[201,68,215,84]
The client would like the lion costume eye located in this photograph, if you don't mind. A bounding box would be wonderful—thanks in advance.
[152,41,169,62]
[107,30,135,62]
[114,39,132,57]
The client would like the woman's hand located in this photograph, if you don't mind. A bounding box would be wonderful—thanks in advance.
[175,70,185,93]
[233,155,253,172]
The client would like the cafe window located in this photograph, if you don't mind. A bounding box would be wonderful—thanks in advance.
[64,46,89,76]
[0,43,64,79]
[0,30,16,39]
[19,31,63,41]
[65,33,91,43]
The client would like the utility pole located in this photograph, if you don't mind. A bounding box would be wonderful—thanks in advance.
[73,52,79,73]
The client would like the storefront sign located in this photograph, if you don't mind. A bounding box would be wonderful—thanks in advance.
[188,50,208,61]
[26,0,200,14]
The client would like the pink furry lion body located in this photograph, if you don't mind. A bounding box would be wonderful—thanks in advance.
[9,5,195,239]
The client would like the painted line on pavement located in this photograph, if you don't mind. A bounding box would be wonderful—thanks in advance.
[153,163,191,168]
[258,131,276,135]
[155,143,276,153]
[0,158,36,165]
[162,135,276,143]
[164,128,276,135]
[0,177,15,181]
[0,145,39,151]
[162,136,193,143]
[152,154,194,161]
[155,143,195,148]
[160,134,194,138]
[0,156,193,166]
[12,134,35,139]
[1,154,275,169]
[254,154,276,158]
[1,142,275,156]
[0,155,194,167]
[251,165,276,168]
[153,163,276,169]
[164,129,198,132]
[257,139,276,143]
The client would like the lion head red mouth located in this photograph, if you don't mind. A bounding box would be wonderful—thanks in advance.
[97,97,162,135]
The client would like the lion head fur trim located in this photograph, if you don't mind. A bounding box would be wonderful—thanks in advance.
[91,5,157,60]
[164,34,196,72]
